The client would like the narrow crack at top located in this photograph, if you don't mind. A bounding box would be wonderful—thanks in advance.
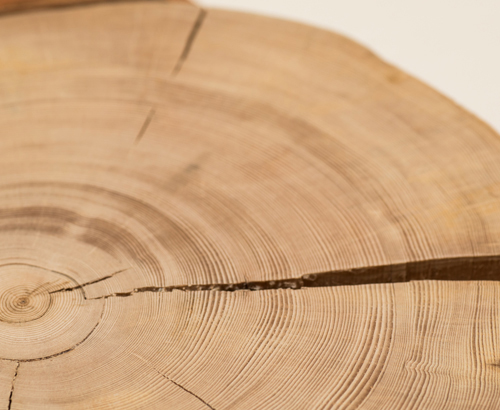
[172,7,207,76]
[7,362,19,410]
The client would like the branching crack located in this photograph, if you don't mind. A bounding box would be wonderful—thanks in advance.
[84,255,500,299]
[8,362,19,410]
[133,354,215,410]
[172,8,206,76]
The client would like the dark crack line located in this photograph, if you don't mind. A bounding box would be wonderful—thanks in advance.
[172,8,206,76]
[133,353,215,410]
[84,255,500,299]
[0,257,497,367]
[0,298,105,363]
[0,262,87,298]
[7,362,19,410]
[169,378,215,410]
[49,268,131,296]
[134,108,155,145]
[27,281,53,297]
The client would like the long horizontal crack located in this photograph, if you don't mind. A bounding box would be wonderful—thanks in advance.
[2,256,497,364]
[86,255,500,299]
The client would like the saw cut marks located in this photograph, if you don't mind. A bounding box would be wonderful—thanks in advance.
[0,1,500,409]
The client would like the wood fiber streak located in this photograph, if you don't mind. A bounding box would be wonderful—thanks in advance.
[0,1,500,408]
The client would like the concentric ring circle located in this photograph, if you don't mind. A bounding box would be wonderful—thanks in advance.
[0,264,104,361]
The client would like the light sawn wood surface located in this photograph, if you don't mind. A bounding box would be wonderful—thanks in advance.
[1,0,500,409]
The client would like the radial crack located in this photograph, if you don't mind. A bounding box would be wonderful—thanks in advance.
[85,255,500,299]
[133,354,215,410]
[134,108,156,145]
[168,378,215,410]
[8,362,19,410]
[172,8,206,76]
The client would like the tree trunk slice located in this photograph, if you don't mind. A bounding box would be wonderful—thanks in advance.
[1,1,500,409]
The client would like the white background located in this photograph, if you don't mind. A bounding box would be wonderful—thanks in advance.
[199,0,500,133]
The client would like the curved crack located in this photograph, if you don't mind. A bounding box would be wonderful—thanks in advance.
[0,298,106,363]
[49,268,131,297]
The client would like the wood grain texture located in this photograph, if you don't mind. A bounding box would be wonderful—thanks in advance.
[1,1,500,408]
[0,0,189,14]
[6,283,500,409]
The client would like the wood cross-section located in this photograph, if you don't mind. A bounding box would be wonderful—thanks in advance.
[0,1,500,409]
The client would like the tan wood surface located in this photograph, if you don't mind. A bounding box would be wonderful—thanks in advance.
[0,0,189,14]
[1,1,500,408]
